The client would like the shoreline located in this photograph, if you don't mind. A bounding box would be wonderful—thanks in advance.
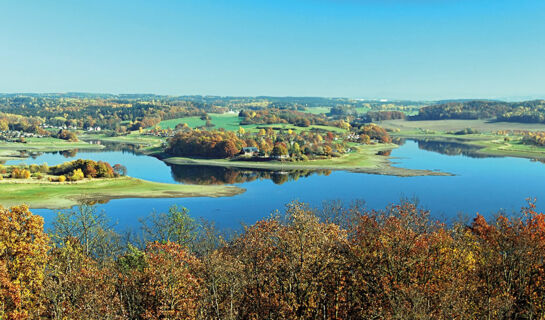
[0,176,245,209]
[379,119,545,161]
[163,144,452,177]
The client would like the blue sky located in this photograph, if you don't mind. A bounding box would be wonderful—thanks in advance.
[1,0,544,99]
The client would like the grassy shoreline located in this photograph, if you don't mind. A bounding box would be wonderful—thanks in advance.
[164,144,451,177]
[0,176,244,209]
[380,119,545,160]
[0,137,105,161]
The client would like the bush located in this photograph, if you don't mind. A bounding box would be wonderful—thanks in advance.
[10,168,31,179]
[58,175,66,183]
[69,169,85,181]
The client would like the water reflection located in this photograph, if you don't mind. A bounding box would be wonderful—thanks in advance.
[169,164,332,185]
[394,138,497,158]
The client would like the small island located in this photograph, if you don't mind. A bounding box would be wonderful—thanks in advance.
[0,159,244,209]
[160,124,449,177]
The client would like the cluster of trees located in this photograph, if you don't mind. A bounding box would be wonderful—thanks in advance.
[5,199,545,319]
[48,159,123,180]
[522,131,545,146]
[166,128,354,160]
[166,130,245,158]
[497,104,545,123]
[358,124,392,143]
[414,100,545,123]
[239,109,329,128]
[1,160,126,182]
[328,105,358,117]
[447,127,480,135]
[0,163,49,180]
[0,113,47,134]
[128,116,162,131]
[55,129,78,141]
[9,168,31,179]
[362,110,406,122]
[0,96,225,131]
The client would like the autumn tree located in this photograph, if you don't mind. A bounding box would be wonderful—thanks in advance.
[41,238,124,319]
[271,143,288,158]
[0,205,49,319]
[140,242,202,320]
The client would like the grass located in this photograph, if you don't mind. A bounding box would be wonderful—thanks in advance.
[157,113,246,131]
[155,113,346,134]
[0,176,244,209]
[164,144,450,177]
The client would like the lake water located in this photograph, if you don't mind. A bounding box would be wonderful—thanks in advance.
[5,140,545,231]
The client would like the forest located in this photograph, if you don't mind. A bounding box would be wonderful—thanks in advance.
[3,199,545,319]
[0,94,426,137]
[413,100,545,123]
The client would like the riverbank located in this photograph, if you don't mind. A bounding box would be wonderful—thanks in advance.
[379,119,545,161]
[0,176,244,209]
[0,137,105,161]
[79,132,165,154]
[164,144,450,177]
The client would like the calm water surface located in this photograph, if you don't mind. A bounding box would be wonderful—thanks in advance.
[5,140,545,231]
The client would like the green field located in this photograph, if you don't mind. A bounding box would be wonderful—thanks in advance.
[157,113,246,131]
[164,143,449,177]
[155,113,346,134]
[0,176,244,209]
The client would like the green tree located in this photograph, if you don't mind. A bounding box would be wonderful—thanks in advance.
[140,205,199,248]
[51,204,121,260]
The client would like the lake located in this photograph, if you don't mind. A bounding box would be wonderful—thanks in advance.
[5,140,545,231]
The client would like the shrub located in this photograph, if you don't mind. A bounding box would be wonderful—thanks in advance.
[58,175,66,183]
[69,169,85,181]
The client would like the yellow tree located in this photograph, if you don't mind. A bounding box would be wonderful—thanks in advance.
[0,205,49,319]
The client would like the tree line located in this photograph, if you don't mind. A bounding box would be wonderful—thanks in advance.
[3,199,545,319]
[0,160,126,182]
[413,99,545,123]
[0,96,225,132]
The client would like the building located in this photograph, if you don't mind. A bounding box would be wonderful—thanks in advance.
[242,147,259,156]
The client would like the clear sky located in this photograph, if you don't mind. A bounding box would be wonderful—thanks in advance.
[1,0,544,100]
